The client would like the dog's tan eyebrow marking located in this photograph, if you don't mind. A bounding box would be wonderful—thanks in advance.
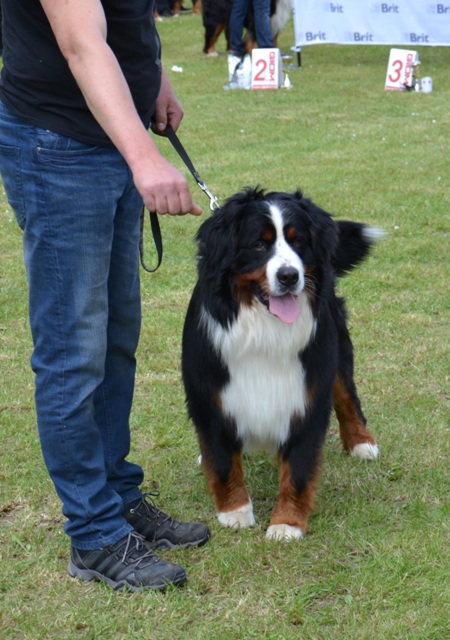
[285,227,298,241]
[261,229,274,242]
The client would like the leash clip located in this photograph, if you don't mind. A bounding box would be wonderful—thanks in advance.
[164,125,220,211]
[198,182,220,211]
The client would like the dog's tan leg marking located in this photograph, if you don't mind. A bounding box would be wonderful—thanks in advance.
[205,25,226,56]
[266,457,320,541]
[333,375,379,460]
[202,451,255,528]
[192,0,202,14]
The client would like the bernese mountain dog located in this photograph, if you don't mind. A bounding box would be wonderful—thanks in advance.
[202,0,292,56]
[182,188,381,541]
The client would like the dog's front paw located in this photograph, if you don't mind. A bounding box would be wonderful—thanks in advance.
[265,524,303,541]
[351,442,379,460]
[218,502,256,528]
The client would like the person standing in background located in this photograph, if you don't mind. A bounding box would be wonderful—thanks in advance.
[229,0,274,56]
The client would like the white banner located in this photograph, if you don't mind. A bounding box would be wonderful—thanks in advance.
[292,1,450,47]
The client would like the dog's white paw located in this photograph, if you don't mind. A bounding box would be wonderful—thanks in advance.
[351,443,379,460]
[265,524,303,541]
[218,502,256,528]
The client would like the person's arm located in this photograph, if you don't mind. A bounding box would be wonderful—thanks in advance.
[39,0,201,216]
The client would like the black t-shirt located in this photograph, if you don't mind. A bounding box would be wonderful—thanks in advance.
[0,0,162,147]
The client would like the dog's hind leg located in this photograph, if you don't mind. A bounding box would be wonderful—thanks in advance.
[333,375,379,460]
[200,448,256,528]
[203,24,225,55]
[333,298,379,460]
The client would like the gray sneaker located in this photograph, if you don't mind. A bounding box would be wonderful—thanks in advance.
[68,531,187,592]
[123,492,211,550]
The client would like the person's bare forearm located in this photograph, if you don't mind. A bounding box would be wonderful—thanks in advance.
[39,0,201,215]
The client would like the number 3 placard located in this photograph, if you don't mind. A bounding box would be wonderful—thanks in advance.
[251,48,282,90]
[385,48,418,91]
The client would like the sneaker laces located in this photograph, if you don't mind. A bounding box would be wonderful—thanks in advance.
[118,531,157,566]
[130,492,180,530]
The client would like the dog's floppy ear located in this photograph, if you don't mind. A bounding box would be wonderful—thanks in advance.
[195,187,265,276]
[195,204,239,276]
[291,190,339,263]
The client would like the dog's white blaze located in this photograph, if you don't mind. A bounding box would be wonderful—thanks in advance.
[201,296,316,452]
[266,203,304,295]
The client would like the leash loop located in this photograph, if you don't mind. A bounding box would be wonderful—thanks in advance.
[139,207,163,273]
[139,124,219,272]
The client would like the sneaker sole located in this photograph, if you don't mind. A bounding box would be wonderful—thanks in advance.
[68,560,187,592]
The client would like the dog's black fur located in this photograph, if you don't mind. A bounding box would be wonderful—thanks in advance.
[182,188,380,539]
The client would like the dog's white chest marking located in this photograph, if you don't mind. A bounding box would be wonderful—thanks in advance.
[201,297,316,452]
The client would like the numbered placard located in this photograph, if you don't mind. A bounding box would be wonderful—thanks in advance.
[251,48,282,90]
[385,48,418,91]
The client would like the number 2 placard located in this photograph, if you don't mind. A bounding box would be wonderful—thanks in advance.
[251,48,282,90]
[385,48,418,91]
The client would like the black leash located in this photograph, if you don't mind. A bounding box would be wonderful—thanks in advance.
[165,125,220,211]
[139,208,163,273]
[139,125,219,273]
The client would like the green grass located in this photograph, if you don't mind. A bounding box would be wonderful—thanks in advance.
[1,15,449,640]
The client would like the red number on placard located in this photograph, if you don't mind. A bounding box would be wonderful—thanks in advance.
[254,59,267,82]
[388,59,403,83]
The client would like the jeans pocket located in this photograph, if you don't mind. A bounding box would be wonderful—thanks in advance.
[35,129,99,165]
[0,143,26,229]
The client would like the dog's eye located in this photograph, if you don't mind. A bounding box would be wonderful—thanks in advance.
[290,237,302,249]
[255,241,267,251]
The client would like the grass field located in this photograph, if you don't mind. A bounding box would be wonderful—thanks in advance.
[1,14,449,640]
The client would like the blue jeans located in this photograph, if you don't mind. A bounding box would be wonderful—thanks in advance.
[0,101,145,549]
[229,0,274,55]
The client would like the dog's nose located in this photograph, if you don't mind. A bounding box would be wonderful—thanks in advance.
[277,266,299,288]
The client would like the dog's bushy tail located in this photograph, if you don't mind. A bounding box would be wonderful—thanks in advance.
[333,221,385,277]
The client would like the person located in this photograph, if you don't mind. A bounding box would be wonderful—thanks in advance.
[155,0,173,18]
[154,0,191,19]
[229,0,274,56]
[0,0,211,593]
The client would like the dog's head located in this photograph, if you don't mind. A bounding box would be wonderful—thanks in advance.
[195,187,339,326]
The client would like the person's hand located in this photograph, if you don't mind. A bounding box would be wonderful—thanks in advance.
[143,71,201,215]
[151,71,183,136]
[133,153,202,216]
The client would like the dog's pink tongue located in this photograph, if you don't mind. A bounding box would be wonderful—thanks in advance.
[268,294,300,324]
